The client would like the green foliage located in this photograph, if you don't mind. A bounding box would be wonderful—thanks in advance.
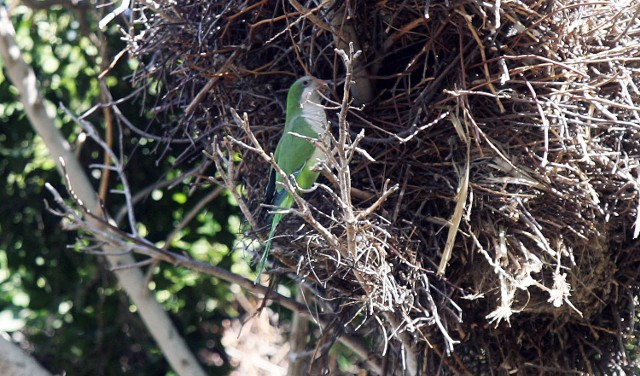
[1,5,240,375]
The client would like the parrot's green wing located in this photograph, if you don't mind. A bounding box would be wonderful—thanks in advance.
[263,114,319,208]
[273,115,321,190]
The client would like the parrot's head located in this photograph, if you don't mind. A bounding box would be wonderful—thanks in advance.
[287,75,328,113]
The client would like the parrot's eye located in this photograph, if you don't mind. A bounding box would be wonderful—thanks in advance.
[302,79,310,86]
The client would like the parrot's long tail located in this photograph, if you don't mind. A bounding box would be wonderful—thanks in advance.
[254,213,283,284]
[254,193,294,284]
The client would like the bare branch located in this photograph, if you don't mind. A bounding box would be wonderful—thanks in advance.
[226,109,340,249]
[0,335,51,376]
[43,180,383,373]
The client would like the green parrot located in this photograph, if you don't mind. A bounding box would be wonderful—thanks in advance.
[255,76,329,282]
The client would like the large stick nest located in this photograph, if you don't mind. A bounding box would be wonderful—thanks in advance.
[123,0,640,374]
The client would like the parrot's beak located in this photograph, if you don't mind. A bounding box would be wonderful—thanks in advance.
[311,77,329,93]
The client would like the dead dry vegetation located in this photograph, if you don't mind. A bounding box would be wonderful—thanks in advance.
[70,0,640,374]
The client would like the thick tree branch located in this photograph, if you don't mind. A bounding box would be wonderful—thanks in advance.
[0,335,51,376]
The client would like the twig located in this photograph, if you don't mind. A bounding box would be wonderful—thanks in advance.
[207,137,260,232]
[60,104,140,237]
[44,180,383,374]
[335,43,418,376]
[227,109,339,249]
[437,111,470,277]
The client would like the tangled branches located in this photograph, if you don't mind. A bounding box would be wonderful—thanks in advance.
[54,0,640,374]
